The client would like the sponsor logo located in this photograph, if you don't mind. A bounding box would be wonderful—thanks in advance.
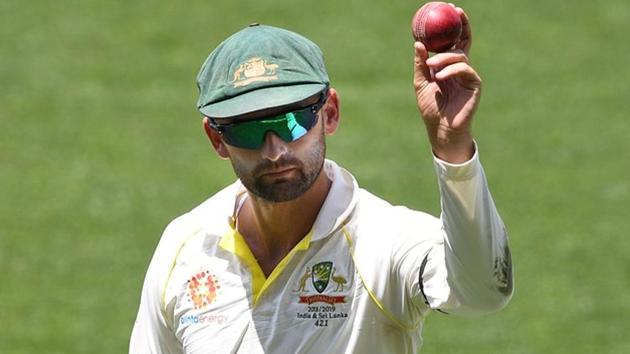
[186,270,220,310]
[231,57,279,88]
[180,314,227,326]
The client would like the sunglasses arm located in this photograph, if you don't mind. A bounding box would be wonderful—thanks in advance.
[206,118,226,134]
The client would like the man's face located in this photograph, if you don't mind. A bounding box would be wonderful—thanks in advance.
[225,113,326,203]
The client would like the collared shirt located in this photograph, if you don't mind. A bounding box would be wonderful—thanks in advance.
[130,150,513,353]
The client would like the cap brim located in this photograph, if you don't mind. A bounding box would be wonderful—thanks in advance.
[199,83,326,119]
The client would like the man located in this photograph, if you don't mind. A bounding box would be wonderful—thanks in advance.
[131,10,513,353]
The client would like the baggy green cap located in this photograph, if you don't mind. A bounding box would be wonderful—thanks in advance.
[196,24,330,119]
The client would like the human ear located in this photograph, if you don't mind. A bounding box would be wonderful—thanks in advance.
[203,117,230,159]
[322,88,340,135]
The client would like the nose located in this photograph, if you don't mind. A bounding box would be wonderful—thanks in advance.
[260,131,288,162]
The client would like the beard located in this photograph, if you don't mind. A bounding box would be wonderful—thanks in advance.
[231,134,326,203]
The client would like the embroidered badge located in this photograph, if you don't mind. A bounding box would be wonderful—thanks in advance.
[231,57,279,88]
[312,261,333,293]
[295,262,347,305]
[295,261,350,327]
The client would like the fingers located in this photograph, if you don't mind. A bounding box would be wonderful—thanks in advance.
[414,41,432,87]
[453,6,472,54]
[433,62,480,86]
[425,51,480,88]
[426,51,469,68]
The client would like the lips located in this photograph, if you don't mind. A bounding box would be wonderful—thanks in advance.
[261,167,297,177]
[253,158,302,178]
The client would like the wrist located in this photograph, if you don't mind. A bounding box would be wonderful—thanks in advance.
[428,130,474,164]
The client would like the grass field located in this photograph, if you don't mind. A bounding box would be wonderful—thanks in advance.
[1,0,629,352]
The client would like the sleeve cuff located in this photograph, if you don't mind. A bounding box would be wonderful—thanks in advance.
[432,141,481,181]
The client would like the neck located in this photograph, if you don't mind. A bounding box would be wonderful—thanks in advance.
[237,167,332,276]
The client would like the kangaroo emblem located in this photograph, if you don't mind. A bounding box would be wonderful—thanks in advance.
[296,268,311,292]
[231,57,279,88]
[331,267,347,292]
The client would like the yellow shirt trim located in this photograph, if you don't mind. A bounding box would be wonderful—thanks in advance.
[342,228,422,331]
[218,228,266,304]
[219,228,312,305]
[258,232,312,304]
[161,227,202,317]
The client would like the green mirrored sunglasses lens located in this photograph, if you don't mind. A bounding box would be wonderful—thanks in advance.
[222,109,317,149]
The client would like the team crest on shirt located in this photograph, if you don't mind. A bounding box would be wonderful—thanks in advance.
[186,270,221,309]
[295,261,347,305]
[295,261,350,326]
[312,261,332,293]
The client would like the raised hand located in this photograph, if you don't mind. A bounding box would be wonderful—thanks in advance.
[413,7,480,163]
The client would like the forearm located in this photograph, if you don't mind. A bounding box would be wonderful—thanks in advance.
[433,143,513,313]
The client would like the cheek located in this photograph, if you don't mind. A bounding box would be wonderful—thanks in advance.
[294,127,326,166]
[294,116,325,147]
[224,148,257,172]
[229,156,256,184]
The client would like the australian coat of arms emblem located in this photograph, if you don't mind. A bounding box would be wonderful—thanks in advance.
[231,57,279,88]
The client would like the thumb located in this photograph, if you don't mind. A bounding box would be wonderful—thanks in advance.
[413,41,432,91]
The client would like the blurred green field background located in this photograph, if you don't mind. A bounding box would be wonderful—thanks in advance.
[1,0,629,352]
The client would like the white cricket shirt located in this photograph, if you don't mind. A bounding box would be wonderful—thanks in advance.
[130,150,513,353]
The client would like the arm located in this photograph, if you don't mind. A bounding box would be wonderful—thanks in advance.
[130,270,180,353]
[421,145,513,314]
[129,219,187,354]
[413,7,513,313]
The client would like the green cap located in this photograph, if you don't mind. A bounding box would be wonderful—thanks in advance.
[196,24,330,119]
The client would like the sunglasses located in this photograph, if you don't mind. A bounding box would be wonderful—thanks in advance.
[209,90,328,149]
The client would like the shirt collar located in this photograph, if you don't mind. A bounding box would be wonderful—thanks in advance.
[309,159,359,240]
[215,159,358,241]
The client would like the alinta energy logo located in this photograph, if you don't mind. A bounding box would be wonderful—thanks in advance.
[186,270,220,309]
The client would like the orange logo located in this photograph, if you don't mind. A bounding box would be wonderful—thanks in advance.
[186,270,220,309]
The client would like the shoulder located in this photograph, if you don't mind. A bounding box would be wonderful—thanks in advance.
[164,180,241,242]
[142,181,241,294]
[353,188,441,235]
[343,188,443,261]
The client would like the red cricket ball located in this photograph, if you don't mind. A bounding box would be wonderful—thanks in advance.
[412,2,463,53]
